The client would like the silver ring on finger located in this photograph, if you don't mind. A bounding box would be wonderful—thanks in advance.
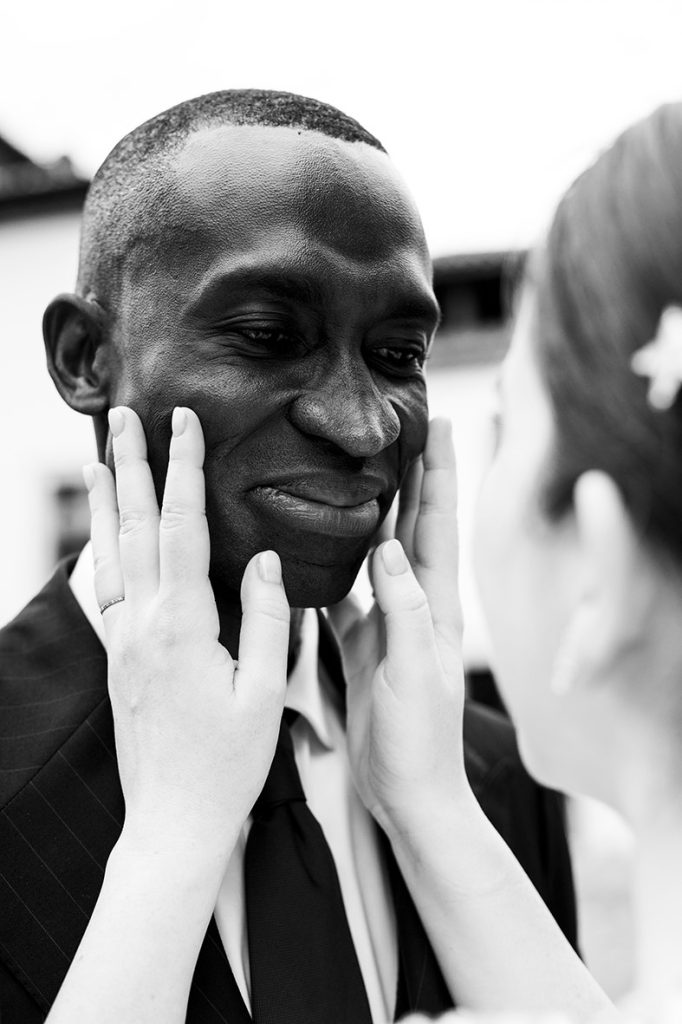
[99,595,125,615]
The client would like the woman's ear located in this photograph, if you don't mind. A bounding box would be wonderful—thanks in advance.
[550,471,649,696]
[43,293,111,415]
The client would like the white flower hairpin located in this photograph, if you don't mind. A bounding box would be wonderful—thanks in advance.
[631,305,682,410]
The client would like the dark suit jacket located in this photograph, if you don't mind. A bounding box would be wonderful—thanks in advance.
[0,559,577,1022]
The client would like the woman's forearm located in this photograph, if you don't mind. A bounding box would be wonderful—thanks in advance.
[386,794,618,1022]
[46,830,233,1024]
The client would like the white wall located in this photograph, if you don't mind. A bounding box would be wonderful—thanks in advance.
[0,210,97,624]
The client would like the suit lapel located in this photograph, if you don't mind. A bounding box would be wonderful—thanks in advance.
[0,562,251,1023]
[0,698,123,1011]
[0,562,122,1012]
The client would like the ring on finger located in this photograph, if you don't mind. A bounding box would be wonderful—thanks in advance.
[99,595,125,615]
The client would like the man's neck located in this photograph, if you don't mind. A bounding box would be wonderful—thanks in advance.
[214,589,304,674]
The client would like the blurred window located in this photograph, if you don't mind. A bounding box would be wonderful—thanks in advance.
[53,481,89,561]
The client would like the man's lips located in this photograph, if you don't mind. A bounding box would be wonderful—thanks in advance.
[259,474,387,507]
[248,475,387,538]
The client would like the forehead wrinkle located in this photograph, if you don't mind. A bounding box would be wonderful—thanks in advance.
[188,257,438,332]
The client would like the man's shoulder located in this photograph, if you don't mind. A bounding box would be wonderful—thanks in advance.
[461,698,578,950]
[0,560,107,807]
[461,700,564,870]
[461,698,522,791]
[0,558,101,679]
[1,558,76,646]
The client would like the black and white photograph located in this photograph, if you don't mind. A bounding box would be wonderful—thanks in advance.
[2,2,682,1020]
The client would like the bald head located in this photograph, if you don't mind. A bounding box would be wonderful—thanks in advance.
[76,89,387,308]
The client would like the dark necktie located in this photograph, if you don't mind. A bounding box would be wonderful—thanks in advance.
[244,711,373,1024]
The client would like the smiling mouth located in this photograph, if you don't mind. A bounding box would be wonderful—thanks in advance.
[250,486,382,538]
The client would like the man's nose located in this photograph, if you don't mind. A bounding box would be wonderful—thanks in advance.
[289,365,401,458]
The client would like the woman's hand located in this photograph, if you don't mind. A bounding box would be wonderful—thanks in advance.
[84,406,290,863]
[328,418,469,837]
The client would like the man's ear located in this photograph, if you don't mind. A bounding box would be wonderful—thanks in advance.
[550,471,648,696]
[43,293,111,415]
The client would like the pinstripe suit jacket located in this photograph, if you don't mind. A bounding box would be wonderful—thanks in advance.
[0,558,577,1022]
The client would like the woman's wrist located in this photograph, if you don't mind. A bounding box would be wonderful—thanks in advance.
[377,782,482,847]
[382,789,526,900]
[110,818,239,892]
[48,817,233,1023]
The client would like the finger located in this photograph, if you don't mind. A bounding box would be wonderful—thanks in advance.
[235,551,290,712]
[371,540,444,698]
[395,455,423,562]
[83,462,125,620]
[159,408,211,592]
[110,406,160,597]
[413,419,458,572]
[411,419,462,661]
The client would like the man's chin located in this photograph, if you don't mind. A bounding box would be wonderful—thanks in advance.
[209,543,368,610]
[280,557,361,609]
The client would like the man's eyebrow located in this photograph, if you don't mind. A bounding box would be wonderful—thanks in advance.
[386,298,441,330]
[190,269,326,310]
[190,267,440,327]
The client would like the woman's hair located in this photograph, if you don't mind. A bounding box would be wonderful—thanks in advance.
[534,103,682,564]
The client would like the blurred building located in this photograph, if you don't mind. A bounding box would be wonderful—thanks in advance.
[0,133,516,667]
[0,136,88,216]
[0,136,91,623]
[428,251,519,667]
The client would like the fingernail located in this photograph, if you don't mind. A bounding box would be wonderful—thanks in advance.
[382,538,407,576]
[172,407,187,436]
[259,550,282,583]
[433,415,453,434]
[82,463,96,491]
[108,408,125,437]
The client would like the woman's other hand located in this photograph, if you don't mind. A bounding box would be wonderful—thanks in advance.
[328,417,468,837]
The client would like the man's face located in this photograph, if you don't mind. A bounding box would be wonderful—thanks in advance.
[106,125,439,606]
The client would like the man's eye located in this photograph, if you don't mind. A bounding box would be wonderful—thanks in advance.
[226,325,308,357]
[240,327,292,346]
[371,346,427,375]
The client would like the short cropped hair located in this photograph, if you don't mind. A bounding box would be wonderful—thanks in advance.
[77,89,386,304]
[532,103,682,566]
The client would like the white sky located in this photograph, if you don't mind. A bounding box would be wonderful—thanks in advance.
[3,0,682,255]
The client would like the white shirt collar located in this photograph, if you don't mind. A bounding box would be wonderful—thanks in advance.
[285,608,334,749]
[69,543,105,646]
[68,543,334,750]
